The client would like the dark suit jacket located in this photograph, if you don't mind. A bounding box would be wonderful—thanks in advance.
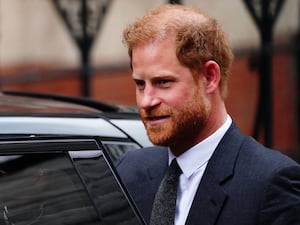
[116,123,300,225]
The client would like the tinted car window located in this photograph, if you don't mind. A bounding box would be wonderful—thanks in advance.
[0,153,100,225]
[102,141,140,163]
[70,150,142,225]
[0,138,145,225]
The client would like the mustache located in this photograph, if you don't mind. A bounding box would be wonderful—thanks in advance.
[139,108,172,119]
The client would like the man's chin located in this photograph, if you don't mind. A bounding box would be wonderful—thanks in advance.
[147,133,170,146]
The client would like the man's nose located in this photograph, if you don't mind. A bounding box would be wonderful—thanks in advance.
[138,87,160,109]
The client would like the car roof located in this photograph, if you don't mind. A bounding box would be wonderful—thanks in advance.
[0,91,138,116]
[0,91,146,140]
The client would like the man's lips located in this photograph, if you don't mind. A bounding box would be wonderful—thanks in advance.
[144,115,169,125]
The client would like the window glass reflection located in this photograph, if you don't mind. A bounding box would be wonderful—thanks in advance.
[0,153,101,225]
[70,150,144,225]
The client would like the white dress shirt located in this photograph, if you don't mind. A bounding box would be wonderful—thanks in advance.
[168,115,232,225]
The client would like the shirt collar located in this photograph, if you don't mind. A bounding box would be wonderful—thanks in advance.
[169,115,232,178]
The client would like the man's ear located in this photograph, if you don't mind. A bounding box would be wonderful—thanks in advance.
[203,60,221,94]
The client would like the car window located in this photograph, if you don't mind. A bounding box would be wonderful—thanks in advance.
[0,139,145,225]
[70,150,143,225]
[0,153,99,225]
[102,141,141,163]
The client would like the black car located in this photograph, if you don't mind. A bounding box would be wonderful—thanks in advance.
[0,91,150,225]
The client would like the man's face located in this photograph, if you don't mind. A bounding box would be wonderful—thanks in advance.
[131,38,210,153]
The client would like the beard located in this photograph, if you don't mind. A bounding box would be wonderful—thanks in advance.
[140,92,210,148]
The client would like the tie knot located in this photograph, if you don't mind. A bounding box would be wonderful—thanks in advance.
[168,159,182,177]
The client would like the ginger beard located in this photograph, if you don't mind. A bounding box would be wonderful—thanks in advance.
[140,89,210,148]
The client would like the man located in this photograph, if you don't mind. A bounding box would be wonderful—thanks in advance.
[116,4,300,225]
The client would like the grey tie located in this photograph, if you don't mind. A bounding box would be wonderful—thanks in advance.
[150,159,182,225]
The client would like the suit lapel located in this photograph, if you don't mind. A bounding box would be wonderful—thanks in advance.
[186,177,227,225]
[186,123,245,225]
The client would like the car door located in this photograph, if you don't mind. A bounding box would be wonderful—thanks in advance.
[0,136,145,225]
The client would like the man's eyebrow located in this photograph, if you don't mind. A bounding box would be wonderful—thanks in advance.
[151,75,177,81]
[132,76,144,80]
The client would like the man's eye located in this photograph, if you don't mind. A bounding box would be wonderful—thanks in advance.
[134,80,145,89]
[158,80,172,87]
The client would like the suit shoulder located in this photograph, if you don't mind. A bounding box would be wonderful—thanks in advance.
[233,136,300,184]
